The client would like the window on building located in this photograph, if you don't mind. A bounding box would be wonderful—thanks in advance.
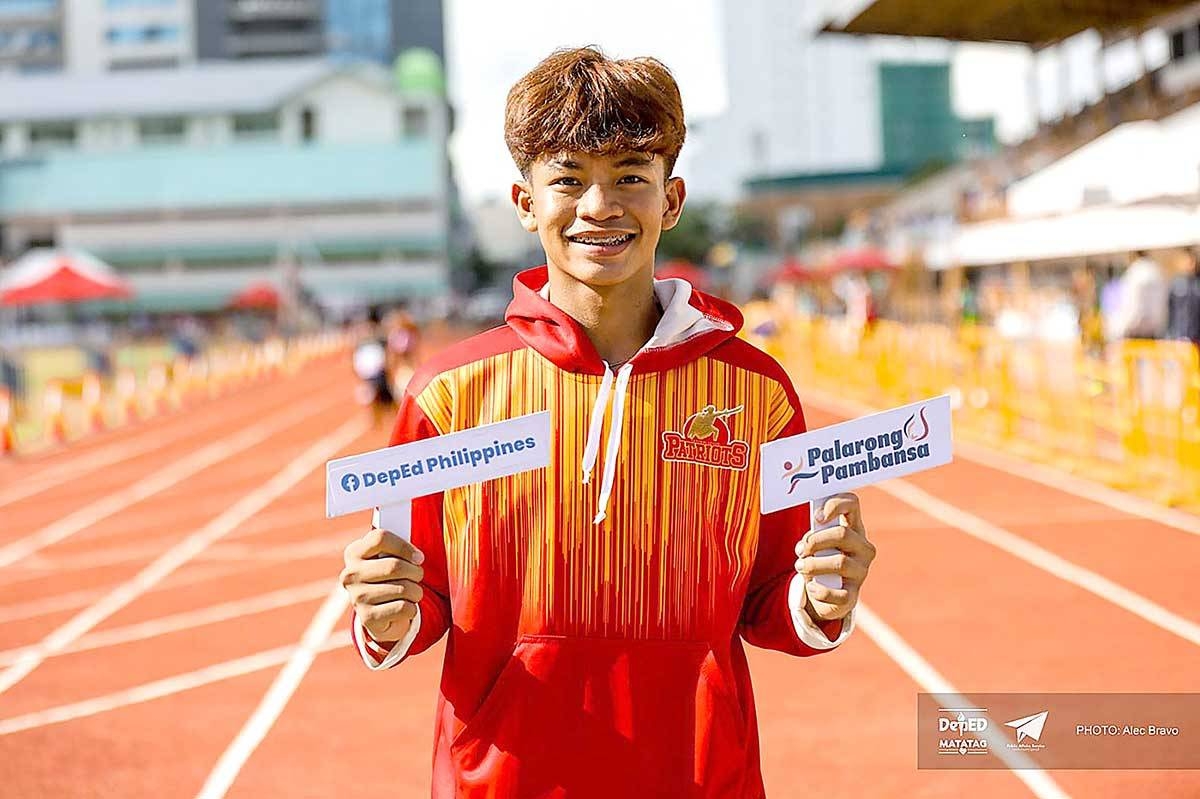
[1171,29,1187,62]
[106,24,181,44]
[301,107,316,142]
[0,1,59,16]
[402,106,428,139]
[28,121,75,151]
[138,116,185,143]
[104,0,177,8]
[233,112,279,139]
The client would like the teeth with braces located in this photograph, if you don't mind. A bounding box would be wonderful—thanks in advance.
[571,235,633,245]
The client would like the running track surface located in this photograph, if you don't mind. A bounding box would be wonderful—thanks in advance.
[0,337,1197,798]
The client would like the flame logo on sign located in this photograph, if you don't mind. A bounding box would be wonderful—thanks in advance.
[904,407,930,442]
[782,459,819,493]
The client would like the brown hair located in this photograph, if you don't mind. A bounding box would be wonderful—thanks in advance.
[504,46,686,179]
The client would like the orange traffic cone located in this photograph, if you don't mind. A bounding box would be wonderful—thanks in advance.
[117,368,139,425]
[0,387,15,456]
[147,363,169,415]
[82,372,105,432]
[43,380,67,445]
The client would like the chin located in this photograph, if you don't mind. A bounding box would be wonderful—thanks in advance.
[552,251,652,289]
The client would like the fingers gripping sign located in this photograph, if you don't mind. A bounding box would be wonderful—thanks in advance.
[341,523,427,642]
[795,493,876,621]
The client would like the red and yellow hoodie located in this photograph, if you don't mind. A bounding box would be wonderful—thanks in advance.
[352,266,855,798]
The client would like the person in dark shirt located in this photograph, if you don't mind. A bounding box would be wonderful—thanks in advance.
[1167,248,1200,347]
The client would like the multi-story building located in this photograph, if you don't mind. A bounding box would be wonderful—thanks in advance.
[683,0,981,204]
[1,0,195,75]
[195,0,325,61]
[325,0,444,67]
[0,0,64,73]
[68,0,195,73]
[0,57,453,312]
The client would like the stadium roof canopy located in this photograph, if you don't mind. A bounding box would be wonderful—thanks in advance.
[821,0,1197,46]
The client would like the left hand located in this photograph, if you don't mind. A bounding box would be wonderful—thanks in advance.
[794,493,877,621]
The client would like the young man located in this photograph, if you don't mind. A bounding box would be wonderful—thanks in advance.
[340,47,877,798]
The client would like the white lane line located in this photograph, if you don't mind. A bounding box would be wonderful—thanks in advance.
[0,416,369,695]
[0,528,351,591]
[0,367,330,509]
[0,631,350,736]
[855,603,1071,798]
[878,478,1200,648]
[800,386,1200,537]
[0,393,342,570]
[203,533,348,562]
[0,540,346,626]
[0,580,333,667]
[196,587,349,799]
[0,544,165,585]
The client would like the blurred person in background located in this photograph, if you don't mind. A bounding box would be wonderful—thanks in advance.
[1106,250,1169,341]
[351,309,394,428]
[0,345,25,417]
[384,305,422,398]
[1167,248,1200,349]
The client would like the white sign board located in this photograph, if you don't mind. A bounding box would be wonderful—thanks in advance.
[761,395,953,514]
[325,411,551,519]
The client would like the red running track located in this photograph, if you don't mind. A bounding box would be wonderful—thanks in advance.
[0,344,1197,798]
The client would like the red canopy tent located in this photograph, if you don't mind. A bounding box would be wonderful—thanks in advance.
[763,258,827,285]
[828,247,899,274]
[0,249,133,306]
[655,259,710,290]
[228,281,281,310]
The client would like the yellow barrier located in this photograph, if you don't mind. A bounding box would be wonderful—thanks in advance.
[753,315,1200,510]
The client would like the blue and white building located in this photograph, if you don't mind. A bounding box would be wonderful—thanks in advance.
[0,56,453,312]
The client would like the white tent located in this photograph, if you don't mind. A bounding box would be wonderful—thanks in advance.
[930,204,1200,268]
[1006,120,1200,219]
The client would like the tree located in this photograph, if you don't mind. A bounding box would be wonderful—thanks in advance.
[658,202,717,264]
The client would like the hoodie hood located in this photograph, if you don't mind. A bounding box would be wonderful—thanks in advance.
[504,265,744,525]
[505,265,742,376]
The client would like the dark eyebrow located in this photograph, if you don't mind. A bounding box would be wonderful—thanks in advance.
[615,154,655,168]
[548,157,581,170]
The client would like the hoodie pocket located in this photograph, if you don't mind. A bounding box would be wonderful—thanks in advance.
[448,635,750,798]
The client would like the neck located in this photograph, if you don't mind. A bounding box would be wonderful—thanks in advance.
[546,265,661,367]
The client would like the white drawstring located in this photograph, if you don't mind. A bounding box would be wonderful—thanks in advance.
[581,363,614,484]
[593,362,634,524]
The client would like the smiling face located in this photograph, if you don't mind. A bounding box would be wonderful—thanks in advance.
[512,150,686,288]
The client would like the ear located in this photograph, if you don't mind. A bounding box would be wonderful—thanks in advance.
[661,176,687,232]
[512,180,538,233]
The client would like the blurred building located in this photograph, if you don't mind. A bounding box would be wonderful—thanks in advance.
[683,0,995,246]
[0,57,453,313]
[1162,4,1200,94]
[469,197,541,270]
[325,0,445,67]
[0,0,65,72]
[194,0,325,61]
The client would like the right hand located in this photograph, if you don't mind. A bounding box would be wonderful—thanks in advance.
[341,527,426,642]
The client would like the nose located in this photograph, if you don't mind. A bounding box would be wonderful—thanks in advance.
[577,183,623,222]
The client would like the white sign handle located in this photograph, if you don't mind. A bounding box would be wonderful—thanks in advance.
[809,498,843,591]
[372,500,413,543]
